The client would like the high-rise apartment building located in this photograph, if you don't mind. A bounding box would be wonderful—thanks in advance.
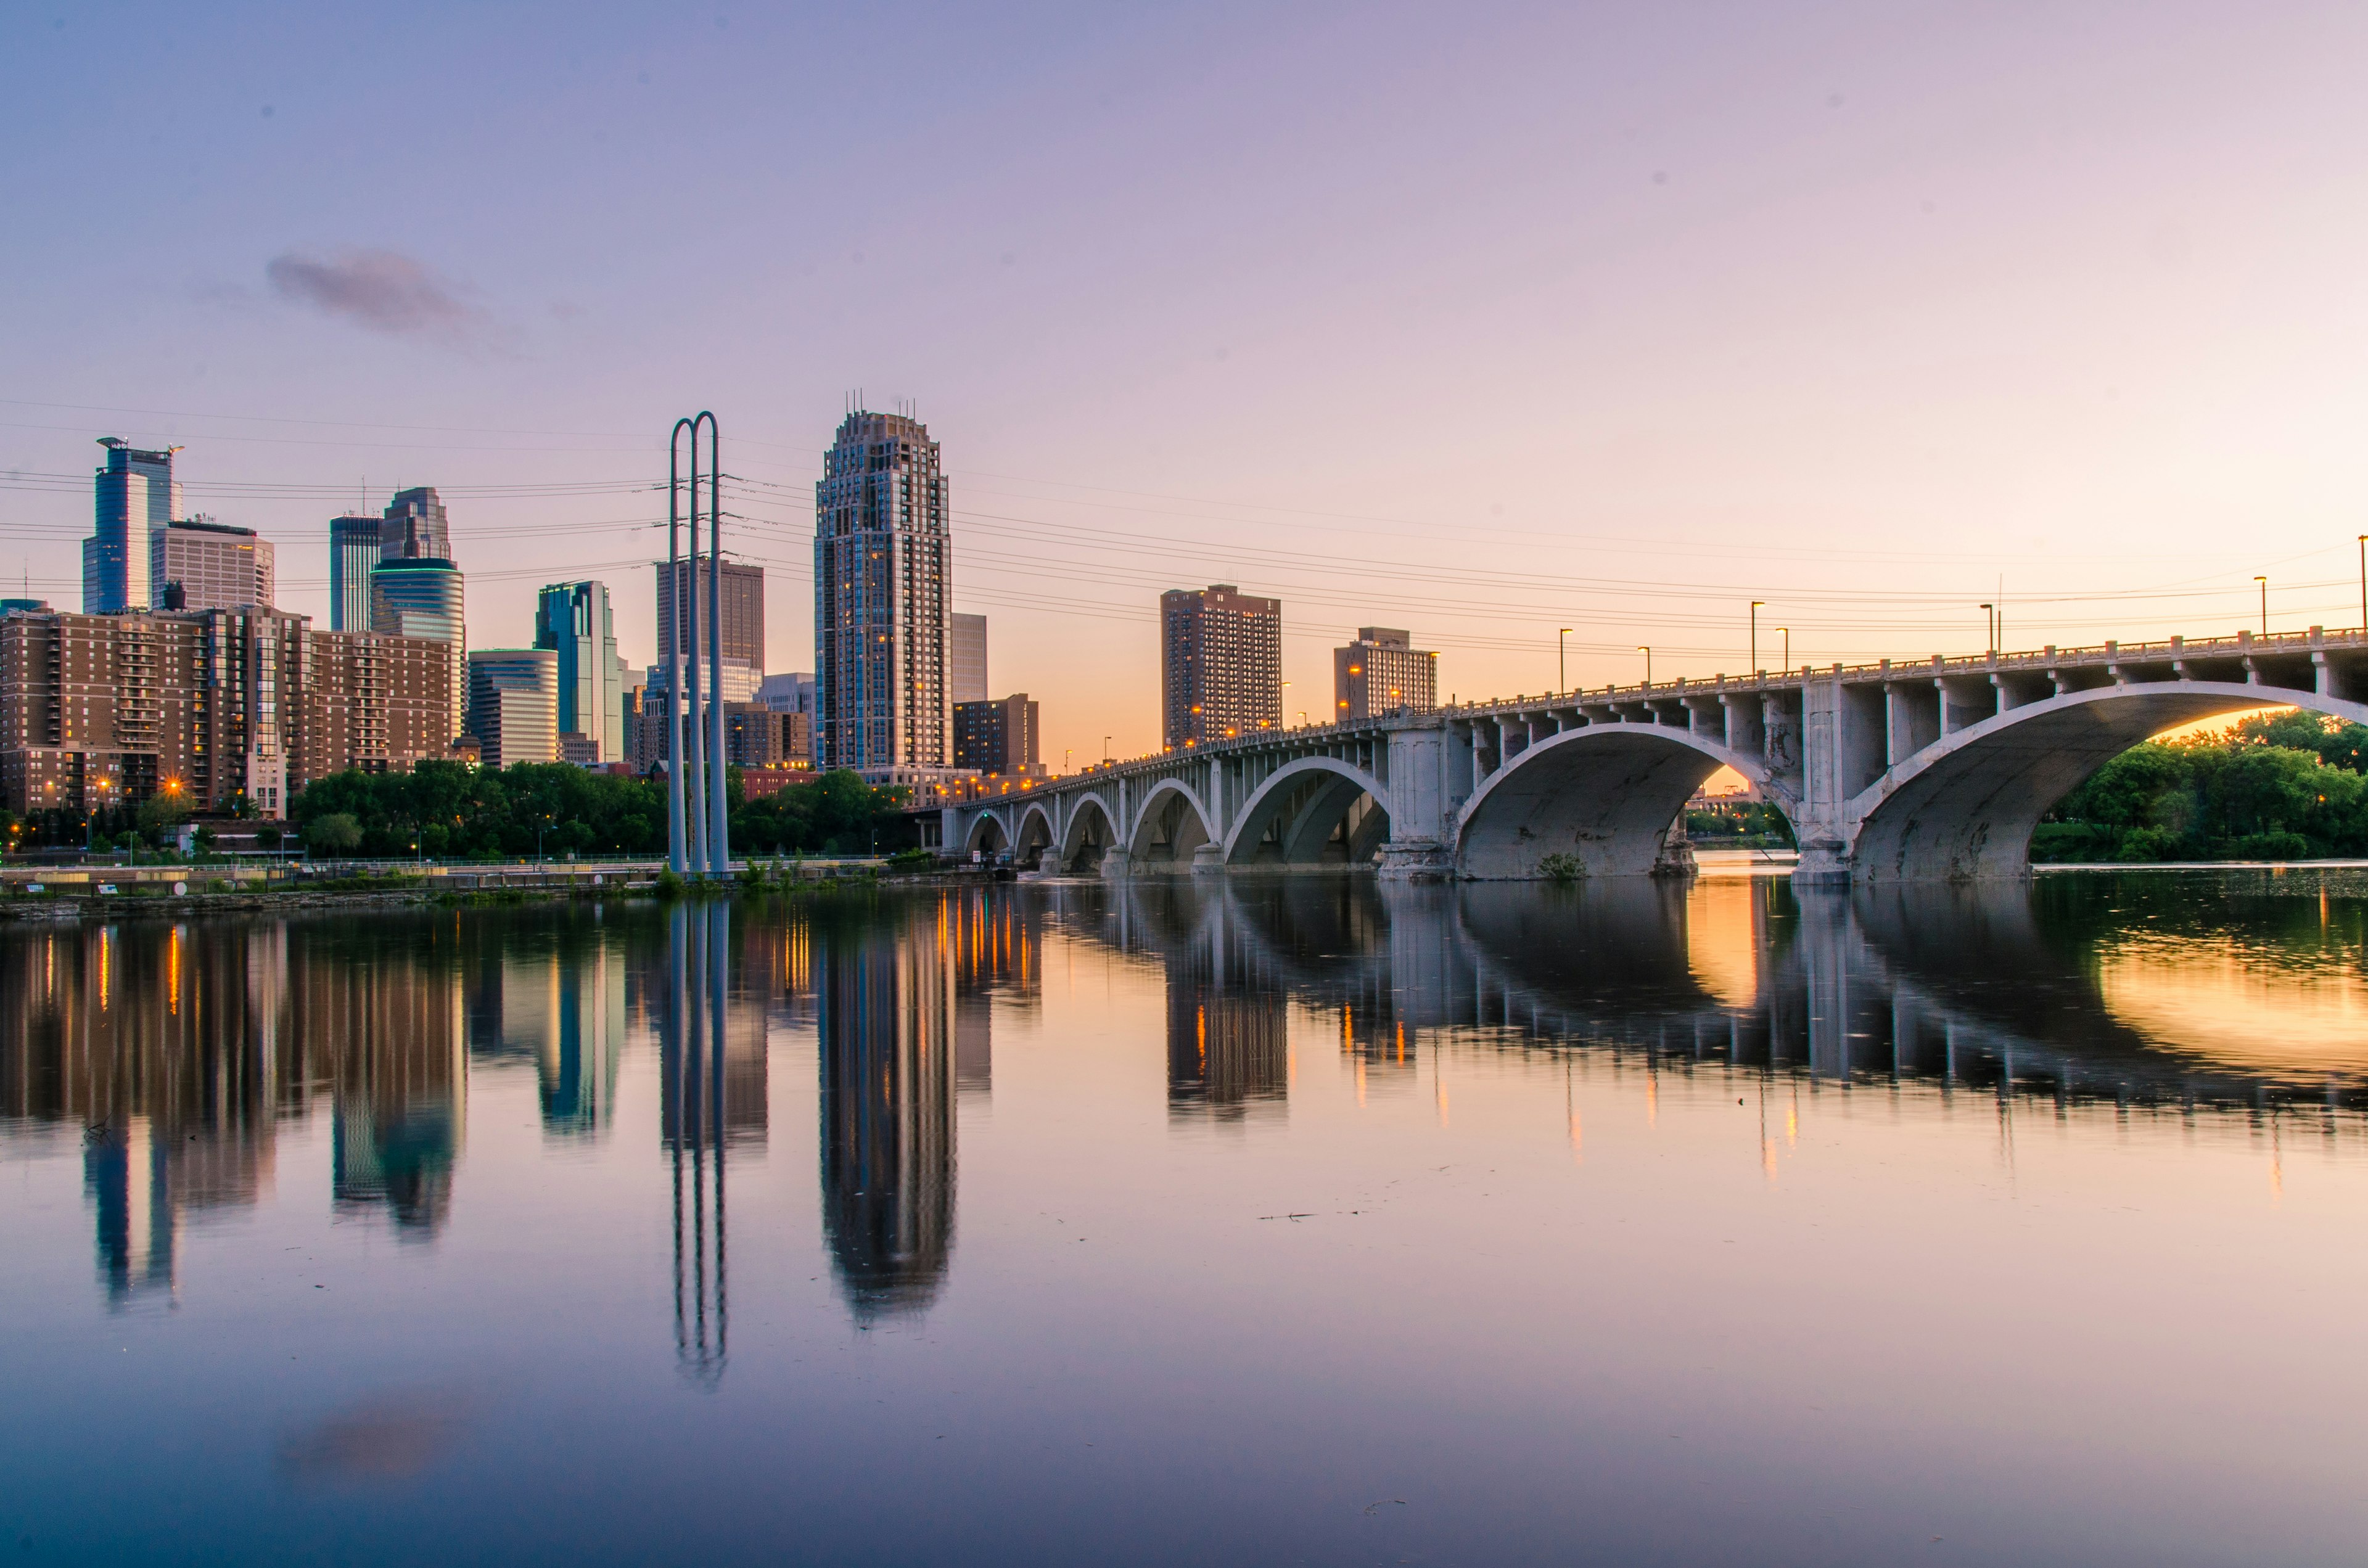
[534,581,624,763]
[1332,627,1437,721]
[949,613,987,704]
[756,672,818,765]
[953,694,1039,776]
[1161,585,1281,749]
[371,557,466,739]
[653,557,765,702]
[82,438,181,614]
[329,514,382,630]
[466,649,559,771]
[813,411,952,778]
[151,519,274,612]
[0,607,452,818]
[381,486,450,561]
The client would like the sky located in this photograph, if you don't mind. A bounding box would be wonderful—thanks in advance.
[6,1,2367,765]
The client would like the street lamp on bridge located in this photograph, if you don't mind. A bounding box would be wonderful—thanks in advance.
[1981,603,1995,659]
[2255,575,2269,638]
[1750,601,1763,674]
[1638,645,1651,686]
[1558,628,1572,692]
[1778,627,1790,672]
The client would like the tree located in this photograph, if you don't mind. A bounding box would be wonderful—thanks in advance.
[307,812,363,853]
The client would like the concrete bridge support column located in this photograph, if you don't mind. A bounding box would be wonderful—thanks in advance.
[1378,723,1455,882]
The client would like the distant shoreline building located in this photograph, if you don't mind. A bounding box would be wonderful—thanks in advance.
[535,581,626,764]
[381,486,451,562]
[949,614,987,705]
[953,694,1039,777]
[814,411,953,781]
[466,649,559,771]
[329,514,382,630]
[152,517,274,612]
[371,557,466,740]
[1333,627,1436,721]
[1161,585,1281,749]
[82,438,181,614]
[654,557,765,703]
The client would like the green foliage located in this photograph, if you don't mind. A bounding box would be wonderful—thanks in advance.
[1537,851,1582,882]
[731,771,913,855]
[886,847,937,871]
[306,812,363,852]
[2037,713,2368,862]
[1684,799,1796,846]
[654,868,686,900]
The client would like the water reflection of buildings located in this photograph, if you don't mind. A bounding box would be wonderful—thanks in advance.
[466,930,624,1139]
[811,893,1019,1323]
[0,919,470,1300]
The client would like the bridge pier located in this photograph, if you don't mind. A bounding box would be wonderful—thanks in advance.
[1376,839,1454,882]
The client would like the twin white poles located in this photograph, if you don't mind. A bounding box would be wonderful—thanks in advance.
[667,412,732,878]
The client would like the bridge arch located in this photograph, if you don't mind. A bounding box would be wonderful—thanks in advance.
[1127,778,1217,869]
[1057,792,1118,874]
[1848,682,2368,880]
[1457,725,1772,879]
[1012,802,1056,869]
[963,809,1011,858]
[1222,757,1392,867]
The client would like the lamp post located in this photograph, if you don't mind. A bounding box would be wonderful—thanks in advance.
[1559,627,1572,692]
[1638,645,1651,686]
[1103,734,1112,763]
[1980,603,1994,659]
[1778,627,1790,672]
[2356,535,2365,631]
[2255,575,2268,637]
[1749,602,1763,674]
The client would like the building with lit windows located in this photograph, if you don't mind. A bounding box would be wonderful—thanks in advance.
[329,514,382,630]
[466,649,559,771]
[1332,627,1436,721]
[1161,585,1281,749]
[814,410,953,779]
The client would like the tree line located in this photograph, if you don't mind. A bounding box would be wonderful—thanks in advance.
[288,761,914,860]
[2033,711,2368,863]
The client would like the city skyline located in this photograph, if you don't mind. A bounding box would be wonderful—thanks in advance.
[8,4,2368,768]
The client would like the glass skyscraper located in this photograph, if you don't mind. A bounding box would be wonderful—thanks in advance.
[329,514,382,630]
[534,580,623,763]
[371,557,466,739]
[381,486,450,560]
[813,410,952,777]
[81,437,181,613]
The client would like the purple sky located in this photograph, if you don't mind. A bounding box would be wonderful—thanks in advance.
[6,1,2366,761]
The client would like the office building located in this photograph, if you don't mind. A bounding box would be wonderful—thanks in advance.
[381,486,451,561]
[953,694,1039,776]
[82,438,181,614]
[1333,627,1437,721]
[757,672,817,765]
[656,556,763,668]
[371,557,466,739]
[1161,585,1281,749]
[535,581,625,764]
[813,410,952,777]
[949,614,987,704]
[466,649,559,771]
[150,518,274,612]
[0,607,453,817]
[329,514,382,630]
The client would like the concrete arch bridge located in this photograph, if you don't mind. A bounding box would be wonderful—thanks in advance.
[942,626,2368,884]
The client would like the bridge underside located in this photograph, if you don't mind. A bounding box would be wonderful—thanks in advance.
[1458,731,1723,880]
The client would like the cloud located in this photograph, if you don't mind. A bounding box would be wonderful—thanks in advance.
[265,249,497,346]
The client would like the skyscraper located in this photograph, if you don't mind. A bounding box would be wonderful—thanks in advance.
[1333,627,1437,721]
[371,557,466,739]
[653,558,764,700]
[466,649,559,770]
[82,437,180,613]
[534,581,624,764]
[1161,585,1282,748]
[329,514,382,630]
[813,411,952,777]
[953,694,1039,776]
[381,486,450,561]
[151,518,274,611]
[949,613,987,704]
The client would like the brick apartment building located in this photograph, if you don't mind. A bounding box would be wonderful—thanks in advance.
[0,607,452,819]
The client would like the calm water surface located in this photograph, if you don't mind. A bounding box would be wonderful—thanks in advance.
[6,871,2368,1566]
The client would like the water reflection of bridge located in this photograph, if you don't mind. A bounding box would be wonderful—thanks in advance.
[1063,876,2368,1116]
